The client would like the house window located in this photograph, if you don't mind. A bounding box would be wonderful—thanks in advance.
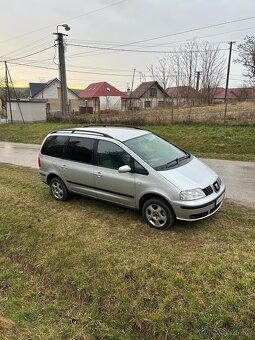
[57,87,61,99]
[149,87,157,97]
[144,101,151,108]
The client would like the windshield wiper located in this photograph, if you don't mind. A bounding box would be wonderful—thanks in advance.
[166,154,191,168]
[166,159,178,168]
[177,154,191,162]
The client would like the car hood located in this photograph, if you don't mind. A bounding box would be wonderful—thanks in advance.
[159,157,217,191]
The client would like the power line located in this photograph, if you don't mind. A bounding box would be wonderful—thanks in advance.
[0,0,129,45]
[4,46,55,62]
[5,61,142,78]
[67,42,228,54]
[64,0,128,23]
[67,25,255,49]
[2,35,51,59]
[119,16,255,46]
[66,17,255,59]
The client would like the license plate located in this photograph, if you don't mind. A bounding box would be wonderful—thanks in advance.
[216,193,224,206]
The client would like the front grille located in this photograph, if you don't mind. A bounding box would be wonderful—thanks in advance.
[202,185,213,196]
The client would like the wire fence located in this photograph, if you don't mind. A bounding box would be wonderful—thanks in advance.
[47,105,255,126]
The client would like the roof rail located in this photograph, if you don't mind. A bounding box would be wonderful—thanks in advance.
[83,124,143,130]
[51,128,113,138]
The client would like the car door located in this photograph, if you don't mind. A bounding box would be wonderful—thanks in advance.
[94,140,136,207]
[60,136,96,198]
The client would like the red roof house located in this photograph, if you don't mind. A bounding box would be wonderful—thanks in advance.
[79,82,129,114]
[213,87,255,102]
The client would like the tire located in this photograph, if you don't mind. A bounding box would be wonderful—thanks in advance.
[142,197,176,230]
[49,177,69,201]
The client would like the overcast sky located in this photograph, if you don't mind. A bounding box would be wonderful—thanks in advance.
[1,0,255,90]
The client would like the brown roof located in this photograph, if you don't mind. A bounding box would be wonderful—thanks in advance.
[167,86,197,98]
[132,81,168,99]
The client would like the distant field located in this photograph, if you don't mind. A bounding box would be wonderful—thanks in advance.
[0,122,254,160]
[0,164,255,338]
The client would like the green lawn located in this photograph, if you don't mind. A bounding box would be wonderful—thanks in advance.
[0,123,255,161]
[1,164,255,338]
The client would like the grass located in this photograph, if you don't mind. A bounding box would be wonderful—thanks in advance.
[0,122,255,160]
[143,101,255,115]
[0,164,255,338]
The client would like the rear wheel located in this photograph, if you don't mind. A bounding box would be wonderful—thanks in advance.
[142,198,176,230]
[49,177,69,201]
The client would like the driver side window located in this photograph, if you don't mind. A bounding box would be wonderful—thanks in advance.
[97,140,131,170]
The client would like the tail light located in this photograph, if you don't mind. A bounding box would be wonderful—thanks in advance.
[38,157,41,168]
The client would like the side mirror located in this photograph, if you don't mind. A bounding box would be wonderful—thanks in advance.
[118,165,131,173]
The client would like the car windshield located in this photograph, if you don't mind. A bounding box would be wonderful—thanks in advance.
[124,133,190,170]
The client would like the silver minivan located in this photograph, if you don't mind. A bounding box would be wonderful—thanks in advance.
[38,126,225,229]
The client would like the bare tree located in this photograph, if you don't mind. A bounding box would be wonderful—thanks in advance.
[170,40,226,106]
[147,40,226,107]
[199,42,226,104]
[170,40,200,106]
[235,35,255,87]
[147,55,172,103]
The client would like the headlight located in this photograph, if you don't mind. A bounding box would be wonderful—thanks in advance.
[180,188,205,201]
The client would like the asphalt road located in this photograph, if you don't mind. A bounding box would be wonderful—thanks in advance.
[0,141,254,208]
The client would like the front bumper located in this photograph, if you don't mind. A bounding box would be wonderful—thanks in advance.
[172,186,225,221]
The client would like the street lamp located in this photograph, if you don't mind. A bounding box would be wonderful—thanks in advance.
[54,24,71,117]
[57,24,71,33]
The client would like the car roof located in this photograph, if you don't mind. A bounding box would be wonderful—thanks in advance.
[53,126,150,142]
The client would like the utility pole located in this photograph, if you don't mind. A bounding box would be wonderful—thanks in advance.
[195,71,201,91]
[54,24,70,117]
[224,41,235,123]
[5,61,13,124]
[6,62,25,123]
[130,68,136,124]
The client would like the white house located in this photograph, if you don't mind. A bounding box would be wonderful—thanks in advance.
[29,78,80,114]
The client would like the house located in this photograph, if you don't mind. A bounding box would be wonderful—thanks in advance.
[213,87,255,103]
[29,78,80,114]
[131,81,169,110]
[167,86,198,106]
[6,99,47,123]
[79,81,129,114]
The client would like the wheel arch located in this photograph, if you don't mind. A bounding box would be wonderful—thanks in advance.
[139,193,175,215]
[46,173,62,185]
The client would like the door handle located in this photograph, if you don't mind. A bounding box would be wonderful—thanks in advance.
[61,165,67,169]
[95,171,102,178]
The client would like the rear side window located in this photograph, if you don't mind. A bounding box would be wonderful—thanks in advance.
[41,135,68,158]
[64,137,94,164]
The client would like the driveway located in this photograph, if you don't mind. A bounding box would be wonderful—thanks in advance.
[0,141,254,208]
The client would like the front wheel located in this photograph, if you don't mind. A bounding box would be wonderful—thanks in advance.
[142,198,176,230]
[49,177,69,201]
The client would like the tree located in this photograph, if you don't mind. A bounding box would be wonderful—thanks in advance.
[147,55,172,103]
[199,42,226,104]
[147,40,226,107]
[235,35,255,87]
[170,40,225,105]
[171,40,200,106]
